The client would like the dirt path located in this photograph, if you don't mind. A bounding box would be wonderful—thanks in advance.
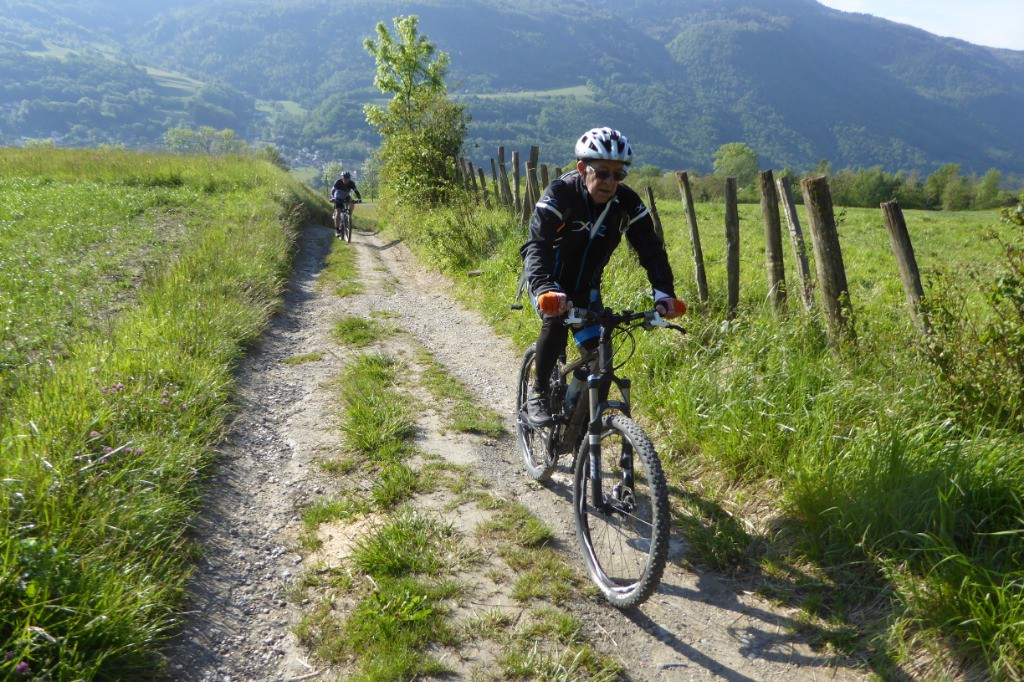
[162,220,867,681]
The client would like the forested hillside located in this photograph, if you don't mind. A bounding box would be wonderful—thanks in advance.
[3,0,1024,175]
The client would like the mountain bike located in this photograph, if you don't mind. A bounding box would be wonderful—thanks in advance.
[333,198,354,242]
[515,306,684,608]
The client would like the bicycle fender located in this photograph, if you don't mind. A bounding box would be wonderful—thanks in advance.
[589,401,631,430]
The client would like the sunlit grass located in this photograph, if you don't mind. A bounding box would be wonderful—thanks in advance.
[0,146,324,678]
[387,187,1024,678]
[414,348,505,437]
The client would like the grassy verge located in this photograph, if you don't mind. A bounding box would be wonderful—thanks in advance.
[379,191,1024,678]
[414,347,505,437]
[0,147,326,679]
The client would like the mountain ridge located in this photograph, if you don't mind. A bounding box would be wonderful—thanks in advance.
[2,0,1022,175]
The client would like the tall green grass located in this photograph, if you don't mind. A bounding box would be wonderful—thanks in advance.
[386,189,1024,678]
[0,147,326,679]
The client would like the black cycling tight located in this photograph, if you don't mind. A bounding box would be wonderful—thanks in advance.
[532,316,598,393]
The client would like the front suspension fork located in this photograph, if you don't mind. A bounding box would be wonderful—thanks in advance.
[587,376,634,511]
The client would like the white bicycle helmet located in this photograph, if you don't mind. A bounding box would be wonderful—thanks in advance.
[575,127,633,166]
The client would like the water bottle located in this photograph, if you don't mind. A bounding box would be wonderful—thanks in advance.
[564,375,584,411]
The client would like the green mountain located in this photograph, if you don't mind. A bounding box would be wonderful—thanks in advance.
[2,0,1023,175]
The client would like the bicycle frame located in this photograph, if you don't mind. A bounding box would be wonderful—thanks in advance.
[555,307,675,512]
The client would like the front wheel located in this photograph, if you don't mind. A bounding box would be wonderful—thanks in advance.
[343,211,353,242]
[516,345,555,481]
[573,414,669,608]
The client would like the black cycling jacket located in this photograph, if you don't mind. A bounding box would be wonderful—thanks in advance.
[520,171,675,303]
[331,178,361,201]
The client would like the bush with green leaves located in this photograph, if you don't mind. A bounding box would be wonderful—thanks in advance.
[363,16,468,209]
[920,227,1024,430]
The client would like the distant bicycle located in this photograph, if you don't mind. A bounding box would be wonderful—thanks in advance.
[515,305,684,608]
[331,194,358,242]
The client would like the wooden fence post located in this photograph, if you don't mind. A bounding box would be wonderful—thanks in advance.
[759,170,787,314]
[725,177,741,318]
[676,171,709,303]
[512,151,522,216]
[498,147,513,209]
[776,175,815,312]
[801,175,855,343]
[523,147,540,219]
[540,164,550,189]
[489,158,501,206]
[522,163,540,224]
[467,160,479,195]
[477,167,491,209]
[645,187,665,244]
[881,199,930,334]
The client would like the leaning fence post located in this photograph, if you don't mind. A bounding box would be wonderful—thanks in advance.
[881,199,931,334]
[801,175,855,343]
[776,175,815,312]
[676,171,709,303]
[477,167,491,209]
[725,177,741,318]
[644,187,665,244]
[759,170,787,314]
[498,147,513,210]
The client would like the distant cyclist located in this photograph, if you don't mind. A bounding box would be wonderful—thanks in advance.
[520,127,685,426]
[330,171,362,232]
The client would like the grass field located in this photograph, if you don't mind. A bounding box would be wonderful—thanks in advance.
[387,188,1024,680]
[143,66,205,96]
[0,147,327,679]
[466,84,595,101]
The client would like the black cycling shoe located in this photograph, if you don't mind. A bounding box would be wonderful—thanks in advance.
[526,390,554,426]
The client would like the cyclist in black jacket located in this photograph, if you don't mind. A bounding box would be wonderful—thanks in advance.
[520,127,685,425]
[330,171,362,231]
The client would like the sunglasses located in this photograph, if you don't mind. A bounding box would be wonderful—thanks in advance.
[586,166,628,182]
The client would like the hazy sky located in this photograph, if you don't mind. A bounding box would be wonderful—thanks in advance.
[816,1,1024,51]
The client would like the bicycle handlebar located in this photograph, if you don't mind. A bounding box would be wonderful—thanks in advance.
[563,307,685,334]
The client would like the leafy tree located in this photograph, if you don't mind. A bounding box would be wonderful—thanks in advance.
[320,161,346,193]
[363,15,467,207]
[942,174,974,211]
[163,125,249,155]
[713,142,759,188]
[924,163,962,209]
[256,144,288,170]
[976,168,1004,209]
[894,169,929,209]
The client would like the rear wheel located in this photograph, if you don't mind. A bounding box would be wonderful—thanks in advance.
[516,345,555,481]
[573,414,669,608]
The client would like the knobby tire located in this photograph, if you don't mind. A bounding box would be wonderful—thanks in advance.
[516,344,555,481]
[573,414,669,608]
